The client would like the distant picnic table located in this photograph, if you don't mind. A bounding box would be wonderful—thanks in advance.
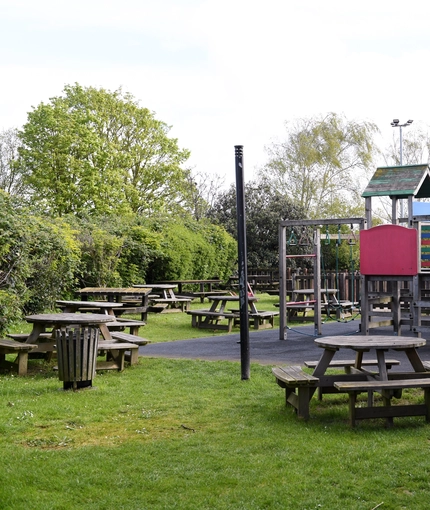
[156,279,224,302]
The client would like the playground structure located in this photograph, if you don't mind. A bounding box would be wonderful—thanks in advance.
[279,163,430,340]
[279,218,366,340]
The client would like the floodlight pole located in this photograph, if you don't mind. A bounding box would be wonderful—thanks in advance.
[234,145,250,380]
[391,119,413,221]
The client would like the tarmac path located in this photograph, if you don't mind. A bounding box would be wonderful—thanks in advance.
[139,319,430,369]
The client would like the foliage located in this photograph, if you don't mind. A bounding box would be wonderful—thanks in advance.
[208,180,306,267]
[384,126,430,166]
[262,113,379,218]
[0,192,81,327]
[0,128,26,196]
[146,216,237,282]
[17,83,191,216]
[23,217,81,313]
[71,214,163,288]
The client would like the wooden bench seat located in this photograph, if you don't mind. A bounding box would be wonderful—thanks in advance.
[272,366,319,420]
[150,298,191,312]
[248,311,279,329]
[334,379,430,427]
[97,341,140,370]
[228,309,279,329]
[304,359,400,372]
[106,320,146,335]
[184,290,225,303]
[109,331,151,346]
[7,333,52,342]
[186,310,238,332]
[0,339,38,376]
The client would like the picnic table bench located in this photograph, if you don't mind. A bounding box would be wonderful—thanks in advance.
[273,335,430,426]
[334,378,430,427]
[187,310,238,332]
[97,341,140,370]
[133,284,192,313]
[229,308,279,330]
[272,366,319,420]
[0,338,38,376]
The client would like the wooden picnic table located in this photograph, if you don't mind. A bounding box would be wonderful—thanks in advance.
[56,300,124,316]
[25,312,116,346]
[155,279,223,302]
[287,288,339,320]
[314,335,430,426]
[55,300,146,336]
[186,294,278,332]
[133,284,192,312]
[273,334,430,426]
[23,312,147,372]
[77,287,151,321]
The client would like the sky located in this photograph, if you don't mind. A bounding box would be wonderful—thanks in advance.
[1,0,430,187]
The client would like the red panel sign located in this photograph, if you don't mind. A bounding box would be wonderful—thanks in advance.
[360,225,418,275]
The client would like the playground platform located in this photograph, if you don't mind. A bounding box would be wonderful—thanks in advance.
[139,320,430,367]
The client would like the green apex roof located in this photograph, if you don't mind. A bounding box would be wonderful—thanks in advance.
[362,164,430,198]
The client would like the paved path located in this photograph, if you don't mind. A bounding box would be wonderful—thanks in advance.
[139,320,430,368]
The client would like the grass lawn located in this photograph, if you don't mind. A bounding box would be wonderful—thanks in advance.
[1,294,429,509]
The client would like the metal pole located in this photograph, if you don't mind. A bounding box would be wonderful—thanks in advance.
[399,125,403,166]
[234,145,250,380]
[400,125,404,220]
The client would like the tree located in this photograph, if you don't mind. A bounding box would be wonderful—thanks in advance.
[262,113,379,218]
[17,84,191,216]
[208,180,306,268]
[384,127,430,166]
[184,169,226,221]
[0,128,26,196]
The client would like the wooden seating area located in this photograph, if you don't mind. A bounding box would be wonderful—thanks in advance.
[272,366,319,420]
[0,339,38,376]
[273,335,430,427]
[304,359,400,372]
[187,310,238,332]
[334,379,430,427]
[97,341,140,371]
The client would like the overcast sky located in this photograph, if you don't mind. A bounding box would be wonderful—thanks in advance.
[1,0,430,186]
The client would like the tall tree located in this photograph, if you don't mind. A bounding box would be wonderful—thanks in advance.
[17,84,191,216]
[0,128,26,196]
[209,180,306,268]
[262,113,379,218]
[384,127,430,166]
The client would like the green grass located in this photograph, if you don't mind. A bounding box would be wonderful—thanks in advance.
[0,294,428,509]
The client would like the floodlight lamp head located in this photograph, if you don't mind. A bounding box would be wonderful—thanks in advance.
[407,119,413,124]
[392,119,399,125]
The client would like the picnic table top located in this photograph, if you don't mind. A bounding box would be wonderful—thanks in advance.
[156,279,221,284]
[133,284,176,289]
[207,295,258,302]
[26,312,115,324]
[315,335,426,350]
[56,300,124,308]
[78,287,152,295]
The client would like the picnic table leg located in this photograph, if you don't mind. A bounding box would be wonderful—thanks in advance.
[285,387,311,420]
[382,391,394,428]
[425,389,430,423]
[348,391,358,427]
[404,348,426,372]
[99,324,113,341]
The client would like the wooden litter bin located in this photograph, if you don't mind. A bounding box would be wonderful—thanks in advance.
[55,326,99,390]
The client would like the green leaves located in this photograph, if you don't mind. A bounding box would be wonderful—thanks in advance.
[263,113,379,218]
[17,84,191,217]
